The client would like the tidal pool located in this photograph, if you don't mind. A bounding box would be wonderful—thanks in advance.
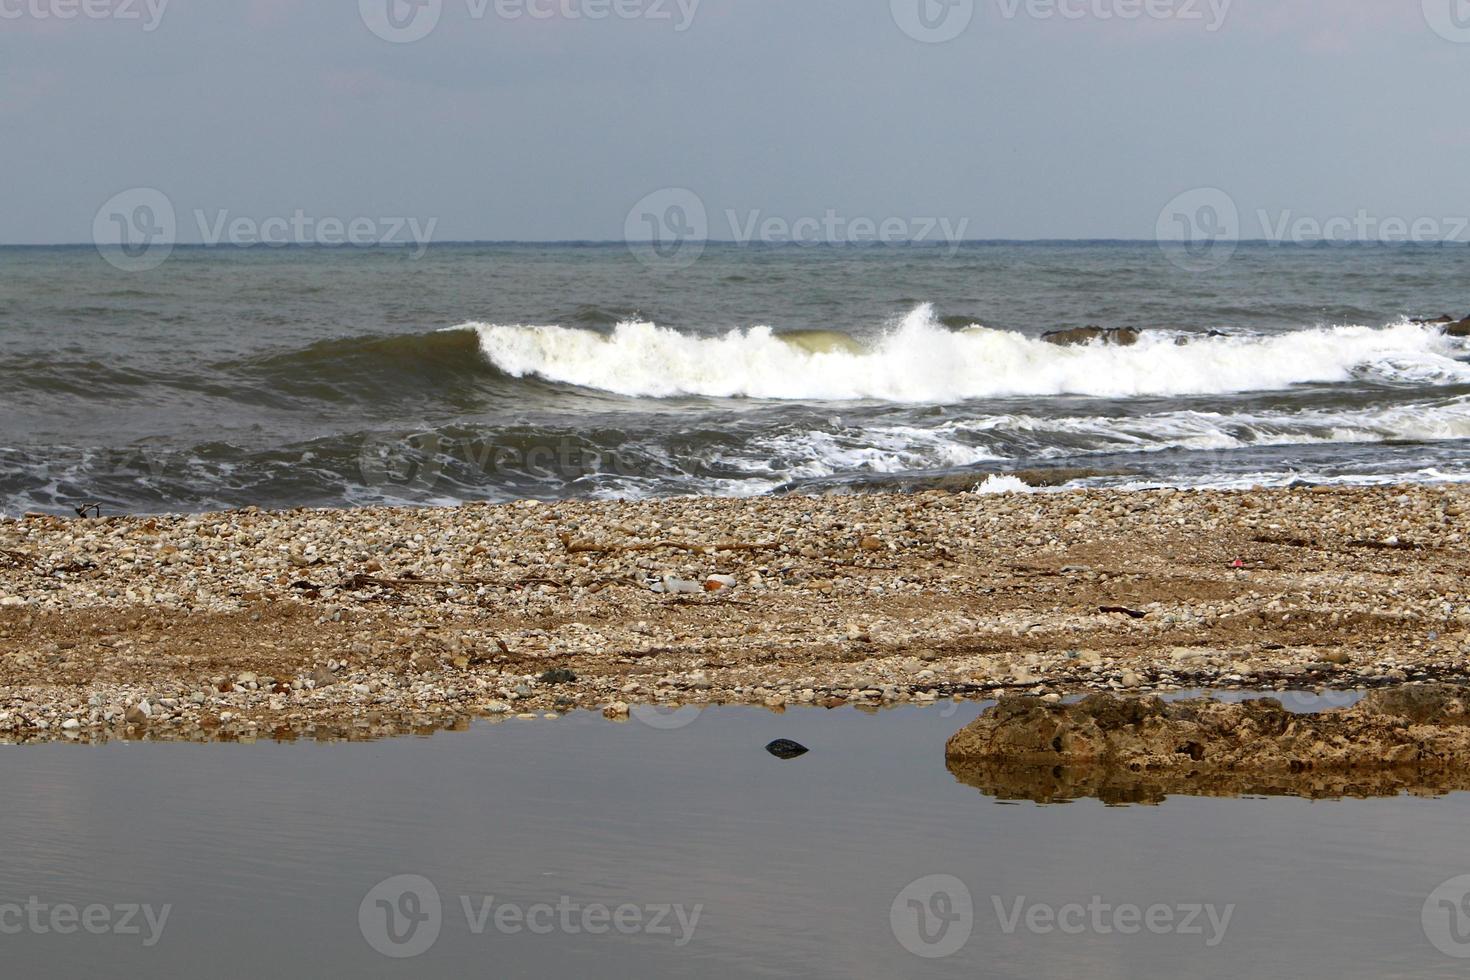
[1,696,1466,978]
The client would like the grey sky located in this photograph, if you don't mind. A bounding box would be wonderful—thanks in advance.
[3,0,1469,245]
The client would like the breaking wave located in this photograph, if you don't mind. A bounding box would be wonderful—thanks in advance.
[460,305,1470,402]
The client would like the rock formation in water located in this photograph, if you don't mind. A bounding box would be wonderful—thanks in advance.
[1040,326,1141,347]
[1411,314,1470,337]
[945,686,1470,803]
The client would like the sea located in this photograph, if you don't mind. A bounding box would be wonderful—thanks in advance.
[3,241,1469,514]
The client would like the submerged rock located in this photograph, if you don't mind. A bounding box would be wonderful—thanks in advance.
[766,739,810,760]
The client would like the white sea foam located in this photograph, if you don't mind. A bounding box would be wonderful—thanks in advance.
[706,397,1470,487]
[460,305,1470,402]
[973,474,1035,494]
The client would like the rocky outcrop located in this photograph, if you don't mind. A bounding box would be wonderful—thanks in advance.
[945,687,1470,802]
[1412,314,1470,337]
[1041,326,1141,347]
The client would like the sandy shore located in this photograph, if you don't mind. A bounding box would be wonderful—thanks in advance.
[1,484,1467,742]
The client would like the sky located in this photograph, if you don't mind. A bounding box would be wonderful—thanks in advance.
[3,0,1469,245]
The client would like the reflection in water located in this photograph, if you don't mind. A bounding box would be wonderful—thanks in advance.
[948,762,1470,807]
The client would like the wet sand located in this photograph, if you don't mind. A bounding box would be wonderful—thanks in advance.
[0,484,1467,742]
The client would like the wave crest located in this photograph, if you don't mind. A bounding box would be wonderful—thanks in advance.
[460,305,1470,402]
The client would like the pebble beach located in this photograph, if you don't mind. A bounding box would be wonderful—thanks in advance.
[1,484,1467,743]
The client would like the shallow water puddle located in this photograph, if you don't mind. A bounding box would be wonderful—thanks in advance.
[0,699,1466,978]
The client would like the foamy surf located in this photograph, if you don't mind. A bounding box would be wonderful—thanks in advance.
[711,397,1470,487]
[460,305,1470,402]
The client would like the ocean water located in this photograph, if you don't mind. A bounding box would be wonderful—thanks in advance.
[3,241,1469,514]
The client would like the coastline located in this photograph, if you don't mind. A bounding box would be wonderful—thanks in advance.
[1,484,1467,743]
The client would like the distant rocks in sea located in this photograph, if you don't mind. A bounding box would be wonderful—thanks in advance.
[1039,312,1470,349]
[1038,326,1230,347]
[1041,326,1141,347]
[1411,314,1470,337]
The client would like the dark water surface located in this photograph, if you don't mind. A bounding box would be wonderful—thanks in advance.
[2,702,1469,978]
[4,242,1470,513]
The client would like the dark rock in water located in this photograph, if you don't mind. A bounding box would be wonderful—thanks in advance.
[766,739,810,760]
[1041,326,1141,347]
[1410,314,1470,336]
[539,669,577,685]
[1174,329,1230,346]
